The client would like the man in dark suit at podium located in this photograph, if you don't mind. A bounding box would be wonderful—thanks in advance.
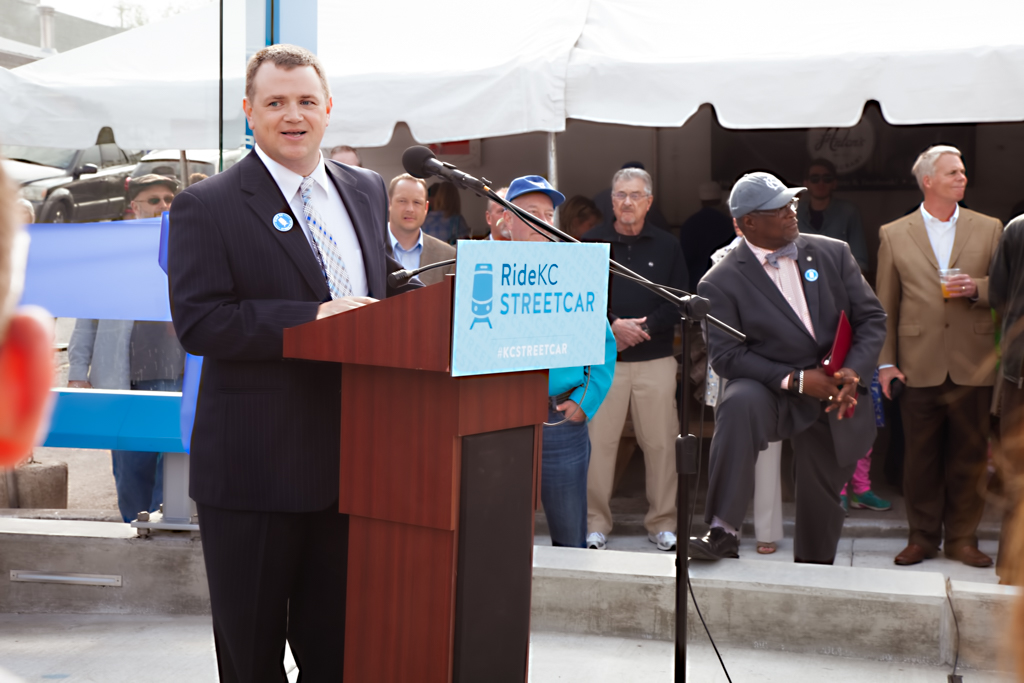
[689,172,886,565]
[168,44,416,680]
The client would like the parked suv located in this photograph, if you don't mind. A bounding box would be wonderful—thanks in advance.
[3,127,142,223]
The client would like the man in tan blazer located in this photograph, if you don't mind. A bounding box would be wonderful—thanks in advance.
[876,145,1002,568]
[386,173,456,286]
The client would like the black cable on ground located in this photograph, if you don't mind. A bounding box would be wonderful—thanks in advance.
[688,575,733,683]
[945,580,962,682]
[683,327,732,682]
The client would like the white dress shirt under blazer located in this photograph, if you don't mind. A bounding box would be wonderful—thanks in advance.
[254,144,368,296]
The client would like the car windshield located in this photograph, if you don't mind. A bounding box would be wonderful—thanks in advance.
[2,145,77,169]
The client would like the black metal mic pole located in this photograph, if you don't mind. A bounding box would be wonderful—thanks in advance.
[674,303,703,682]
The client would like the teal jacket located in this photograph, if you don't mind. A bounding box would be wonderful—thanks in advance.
[547,320,617,420]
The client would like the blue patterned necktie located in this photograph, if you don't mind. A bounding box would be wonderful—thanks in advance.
[300,176,353,299]
[764,242,798,268]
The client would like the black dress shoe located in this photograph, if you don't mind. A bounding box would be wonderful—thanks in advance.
[688,527,739,561]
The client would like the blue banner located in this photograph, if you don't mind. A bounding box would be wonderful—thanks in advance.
[450,240,610,377]
[22,219,171,321]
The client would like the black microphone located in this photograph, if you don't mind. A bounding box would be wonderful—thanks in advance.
[387,258,457,289]
[402,146,488,192]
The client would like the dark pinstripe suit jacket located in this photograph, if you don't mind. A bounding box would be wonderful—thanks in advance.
[698,234,886,467]
[168,152,419,512]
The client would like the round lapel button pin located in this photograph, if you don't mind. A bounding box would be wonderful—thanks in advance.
[804,268,819,282]
[272,213,293,232]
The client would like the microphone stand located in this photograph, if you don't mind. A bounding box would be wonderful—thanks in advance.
[387,258,456,288]
[411,155,744,682]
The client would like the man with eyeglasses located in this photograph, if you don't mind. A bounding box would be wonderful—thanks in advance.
[797,159,869,272]
[689,171,885,564]
[67,173,185,523]
[128,174,178,218]
[582,167,688,552]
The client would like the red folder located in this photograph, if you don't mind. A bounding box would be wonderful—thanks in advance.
[820,311,855,418]
[821,310,852,370]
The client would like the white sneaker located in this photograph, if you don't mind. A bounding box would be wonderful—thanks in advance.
[586,532,607,550]
[648,531,677,551]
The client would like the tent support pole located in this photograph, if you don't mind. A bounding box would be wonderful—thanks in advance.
[547,131,559,226]
[180,150,190,188]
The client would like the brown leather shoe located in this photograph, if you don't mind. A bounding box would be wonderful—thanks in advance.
[894,544,934,566]
[945,545,994,568]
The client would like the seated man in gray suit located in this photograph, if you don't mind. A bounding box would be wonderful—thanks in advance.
[690,172,886,564]
[387,173,455,285]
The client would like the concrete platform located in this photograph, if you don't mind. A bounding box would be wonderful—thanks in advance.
[1,517,1016,672]
[0,615,1013,682]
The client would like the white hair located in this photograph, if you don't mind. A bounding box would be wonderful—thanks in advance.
[612,168,653,196]
[912,145,962,192]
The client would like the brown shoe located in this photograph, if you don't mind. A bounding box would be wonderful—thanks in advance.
[945,545,994,568]
[894,544,934,566]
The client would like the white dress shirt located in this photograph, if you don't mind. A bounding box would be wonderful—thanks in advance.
[920,203,959,271]
[387,225,423,271]
[254,144,368,296]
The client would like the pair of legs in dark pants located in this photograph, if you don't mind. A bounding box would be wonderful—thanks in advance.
[197,501,348,682]
[900,377,991,555]
[706,379,855,563]
[541,409,590,548]
[110,378,181,522]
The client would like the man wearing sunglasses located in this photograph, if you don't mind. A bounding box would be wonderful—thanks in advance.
[689,171,885,564]
[797,159,869,272]
[68,173,185,523]
[129,174,179,219]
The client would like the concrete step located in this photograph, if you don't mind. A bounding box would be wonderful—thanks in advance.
[531,545,1019,671]
[0,518,1016,671]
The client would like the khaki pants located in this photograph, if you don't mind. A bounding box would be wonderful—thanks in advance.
[587,356,679,535]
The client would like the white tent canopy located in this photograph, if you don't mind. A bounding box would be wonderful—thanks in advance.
[0,0,588,150]
[0,2,247,150]
[316,0,587,147]
[2,0,1024,151]
[567,0,1024,129]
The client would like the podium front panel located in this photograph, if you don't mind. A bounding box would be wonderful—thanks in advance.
[452,426,535,683]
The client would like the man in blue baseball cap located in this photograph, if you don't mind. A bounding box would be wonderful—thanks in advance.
[502,175,617,549]
[690,171,886,564]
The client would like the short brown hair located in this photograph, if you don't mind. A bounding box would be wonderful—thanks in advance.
[558,195,602,238]
[431,181,462,218]
[245,44,331,103]
[388,173,427,199]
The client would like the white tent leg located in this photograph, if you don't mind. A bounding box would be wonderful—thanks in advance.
[547,132,559,226]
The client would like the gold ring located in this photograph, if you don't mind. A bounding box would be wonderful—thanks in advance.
[828,395,834,402]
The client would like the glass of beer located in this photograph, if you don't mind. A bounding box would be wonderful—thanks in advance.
[939,268,961,298]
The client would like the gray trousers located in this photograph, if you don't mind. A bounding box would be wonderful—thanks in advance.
[706,378,856,563]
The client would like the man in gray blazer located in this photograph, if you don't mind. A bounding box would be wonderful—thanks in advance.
[386,173,455,285]
[690,172,886,564]
[68,174,185,523]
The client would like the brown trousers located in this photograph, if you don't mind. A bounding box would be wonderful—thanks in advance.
[998,377,1024,581]
[901,377,992,554]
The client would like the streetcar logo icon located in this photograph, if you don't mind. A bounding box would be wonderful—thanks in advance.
[470,263,493,330]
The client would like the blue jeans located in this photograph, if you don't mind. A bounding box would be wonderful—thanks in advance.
[110,378,181,522]
[541,409,591,548]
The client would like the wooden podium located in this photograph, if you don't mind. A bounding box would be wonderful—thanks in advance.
[284,276,547,683]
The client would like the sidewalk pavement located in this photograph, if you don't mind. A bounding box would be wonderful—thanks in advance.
[0,614,1011,683]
